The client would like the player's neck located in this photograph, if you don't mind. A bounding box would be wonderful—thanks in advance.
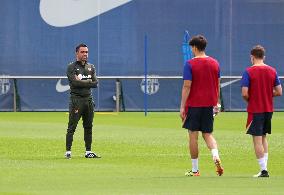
[252,59,264,66]
[193,51,207,58]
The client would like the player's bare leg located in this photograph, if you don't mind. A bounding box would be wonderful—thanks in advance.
[189,131,199,159]
[185,131,200,176]
[203,133,224,176]
[253,136,265,159]
[252,136,269,177]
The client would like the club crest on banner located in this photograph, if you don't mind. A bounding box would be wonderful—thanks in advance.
[140,75,160,95]
[0,75,11,95]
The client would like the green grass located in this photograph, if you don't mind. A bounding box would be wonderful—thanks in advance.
[0,112,284,195]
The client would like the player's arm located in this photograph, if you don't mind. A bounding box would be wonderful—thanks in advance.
[213,78,221,116]
[67,65,95,88]
[180,80,191,120]
[273,85,282,97]
[241,70,250,102]
[242,87,249,102]
[273,73,282,97]
[180,62,192,121]
[214,65,222,114]
[217,78,221,104]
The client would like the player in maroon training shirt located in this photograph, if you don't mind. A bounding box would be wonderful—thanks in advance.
[180,35,223,177]
[241,45,282,177]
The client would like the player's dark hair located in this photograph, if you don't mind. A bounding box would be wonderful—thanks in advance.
[251,45,265,59]
[189,35,207,51]
[76,43,88,52]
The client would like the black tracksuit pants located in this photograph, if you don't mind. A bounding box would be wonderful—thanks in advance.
[66,96,94,151]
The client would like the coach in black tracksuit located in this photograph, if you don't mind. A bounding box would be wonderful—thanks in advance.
[65,43,100,159]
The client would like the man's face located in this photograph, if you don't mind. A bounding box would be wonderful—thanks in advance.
[76,47,88,62]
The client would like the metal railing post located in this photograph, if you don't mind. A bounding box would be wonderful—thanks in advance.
[115,79,121,112]
[13,79,17,112]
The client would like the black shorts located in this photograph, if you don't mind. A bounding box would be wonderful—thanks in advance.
[182,107,214,133]
[246,112,273,136]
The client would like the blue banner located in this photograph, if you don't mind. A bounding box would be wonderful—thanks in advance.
[182,30,193,64]
[0,0,283,111]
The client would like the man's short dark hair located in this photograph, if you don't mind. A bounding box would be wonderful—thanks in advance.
[76,43,88,52]
[251,45,265,59]
[189,35,207,51]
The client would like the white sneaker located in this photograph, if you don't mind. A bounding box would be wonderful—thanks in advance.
[65,152,71,159]
[253,170,269,178]
[85,151,101,158]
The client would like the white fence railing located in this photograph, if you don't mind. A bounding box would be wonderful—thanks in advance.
[0,75,283,112]
[1,75,260,79]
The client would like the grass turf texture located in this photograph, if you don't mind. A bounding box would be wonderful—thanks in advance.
[0,112,283,195]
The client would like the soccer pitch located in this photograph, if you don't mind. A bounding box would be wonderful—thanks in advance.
[0,112,283,195]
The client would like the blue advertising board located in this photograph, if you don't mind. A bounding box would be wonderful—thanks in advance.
[0,0,283,111]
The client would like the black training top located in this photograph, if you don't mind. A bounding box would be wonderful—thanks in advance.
[66,61,98,98]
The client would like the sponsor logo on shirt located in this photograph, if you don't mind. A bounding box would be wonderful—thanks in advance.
[78,74,92,80]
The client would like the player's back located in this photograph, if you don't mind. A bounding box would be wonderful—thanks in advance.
[187,56,220,107]
[246,64,277,113]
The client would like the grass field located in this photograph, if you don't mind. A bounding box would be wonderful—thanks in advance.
[0,112,284,195]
